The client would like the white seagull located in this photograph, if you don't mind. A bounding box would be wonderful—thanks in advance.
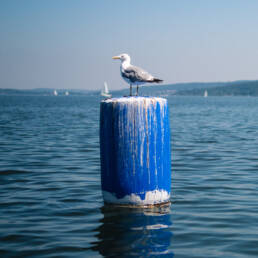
[112,53,163,96]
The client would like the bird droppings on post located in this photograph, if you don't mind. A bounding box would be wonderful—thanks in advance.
[99,96,171,207]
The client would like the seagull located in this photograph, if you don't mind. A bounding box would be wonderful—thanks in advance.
[112,53,163,96]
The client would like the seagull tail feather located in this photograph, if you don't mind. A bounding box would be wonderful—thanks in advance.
[152,78,163,83]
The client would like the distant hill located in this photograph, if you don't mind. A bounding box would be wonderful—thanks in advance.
[116,80,258,97]
[109,81,233,97]
[1,80,258,96]
[176,80,258,96]
[0,88,92,96]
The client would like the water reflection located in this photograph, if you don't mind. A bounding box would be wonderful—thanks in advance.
[91,204,174,257]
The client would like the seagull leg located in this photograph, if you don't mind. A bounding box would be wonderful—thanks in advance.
[136,85,139,96]
[130,84,132,96]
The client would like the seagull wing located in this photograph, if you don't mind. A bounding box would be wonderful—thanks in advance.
[122,65,154,83]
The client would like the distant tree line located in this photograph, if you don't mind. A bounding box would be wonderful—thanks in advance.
[176,80,258,96]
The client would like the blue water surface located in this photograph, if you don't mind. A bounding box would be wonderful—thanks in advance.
[0,95,258,257]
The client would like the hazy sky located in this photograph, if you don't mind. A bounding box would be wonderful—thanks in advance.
[1,0,258,90]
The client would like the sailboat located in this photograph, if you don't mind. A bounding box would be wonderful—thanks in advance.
[54,90,58,96]
[65,91,69,96]
[204,90,208,98]
[101,82,112,98]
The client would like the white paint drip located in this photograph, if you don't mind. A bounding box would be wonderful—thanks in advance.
[102,189,170,206]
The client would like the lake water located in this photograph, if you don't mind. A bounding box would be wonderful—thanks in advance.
[1,95,258,257]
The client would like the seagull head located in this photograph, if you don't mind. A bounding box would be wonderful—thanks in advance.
[112,53,131,63]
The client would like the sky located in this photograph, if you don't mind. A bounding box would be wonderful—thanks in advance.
[1,0,258,90]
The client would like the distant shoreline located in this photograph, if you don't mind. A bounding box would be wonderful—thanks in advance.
[1,80,258,96]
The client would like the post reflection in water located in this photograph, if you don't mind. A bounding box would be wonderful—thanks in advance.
[91,204,174,257]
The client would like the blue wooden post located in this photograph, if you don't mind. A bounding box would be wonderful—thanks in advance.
[99,97,171,206]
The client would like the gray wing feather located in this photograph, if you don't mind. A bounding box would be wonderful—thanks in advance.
[122,65,153,83]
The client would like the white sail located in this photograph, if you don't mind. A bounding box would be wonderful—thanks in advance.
[65,91,69,96]
[54,90,58,96]
[101,82,112,98]
[104,82,109,94]
[204,90,208,97]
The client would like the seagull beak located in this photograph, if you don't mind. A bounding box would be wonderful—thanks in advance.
[112,56,120,60]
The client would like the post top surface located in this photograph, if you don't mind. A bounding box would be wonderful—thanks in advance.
[102,96,167,104]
